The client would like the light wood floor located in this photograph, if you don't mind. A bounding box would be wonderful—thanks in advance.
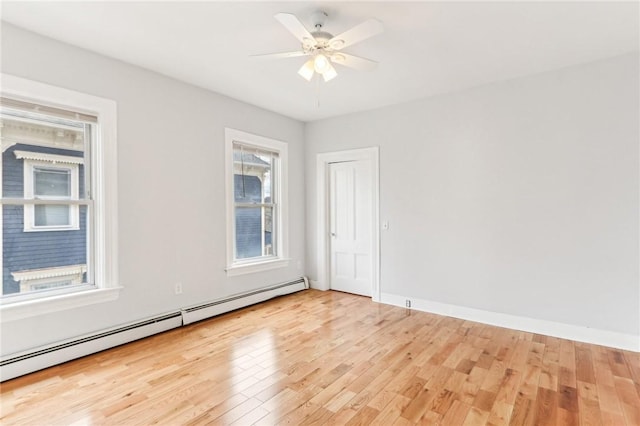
[1,290,639,425]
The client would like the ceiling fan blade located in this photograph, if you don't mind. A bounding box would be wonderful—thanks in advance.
[251,51,309,59]
[274,13,316,47]
[328,18,384,50]
[330,53,378,71]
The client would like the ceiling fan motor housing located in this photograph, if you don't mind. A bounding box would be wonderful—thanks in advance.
[303,30,336,52]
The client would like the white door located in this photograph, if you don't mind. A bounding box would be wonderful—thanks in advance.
[329,160,372,296]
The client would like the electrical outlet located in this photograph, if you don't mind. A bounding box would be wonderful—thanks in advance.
[405,299,411,308]
[174,282,183,295]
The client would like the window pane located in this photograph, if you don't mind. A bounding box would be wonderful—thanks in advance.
[2,205,88,296]
[235,206,262,259]
[262,169,273,204]
[233,148,274,204]
[234,205,276,259]
[31,280,73,291]
[35,168,71,197]
[1,106,90,298]
[234,175,262,203]
[264,205,275,256]
[255,153,273,204]
[34,204,70,226]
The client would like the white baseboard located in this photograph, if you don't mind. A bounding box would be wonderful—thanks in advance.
[380,292,639,352]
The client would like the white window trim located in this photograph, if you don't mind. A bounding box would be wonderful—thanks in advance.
[0,74,119,322]
[224,128,289,276]
[22,158,80,231]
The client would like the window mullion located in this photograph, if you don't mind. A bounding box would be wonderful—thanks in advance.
[234,202,274,208]
[0,199,93,206]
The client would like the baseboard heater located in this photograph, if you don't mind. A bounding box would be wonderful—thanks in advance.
[0,277,308,382]
[181,277,308,325]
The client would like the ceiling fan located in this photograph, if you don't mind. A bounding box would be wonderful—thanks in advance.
[254,11,384,82]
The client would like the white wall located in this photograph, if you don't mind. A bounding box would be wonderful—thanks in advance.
[0,24,306,355]
[306,53,639,339]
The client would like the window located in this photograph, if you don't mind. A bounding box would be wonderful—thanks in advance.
[34,167,72,227]
[225,128,288,275]
[0,74,118,321]
[18,152,84,231]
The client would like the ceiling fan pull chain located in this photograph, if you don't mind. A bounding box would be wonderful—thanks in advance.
[316,75,321,108]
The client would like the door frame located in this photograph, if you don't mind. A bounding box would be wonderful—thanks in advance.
[316,147,380,301]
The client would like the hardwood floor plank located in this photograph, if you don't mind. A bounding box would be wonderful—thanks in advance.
[344,405,379,425]
[441,399,472,425]
[463,406,490,425]
[575,344,597,384]
[474,389,499,413]
[578,396,604,426]
[1,289,638,426]
[557,407,579,426]
[534,387,558,426]
[183,392,248,425]
[509,392,536,426]
[230,405,269,425]
[370,393,411,425]
[487,400,514,426]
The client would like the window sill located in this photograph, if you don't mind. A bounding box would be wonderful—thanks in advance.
[226,258,290,277]
[0,287,122,322]
[24,226,81,233]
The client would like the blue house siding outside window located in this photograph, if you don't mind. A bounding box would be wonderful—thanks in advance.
[2,144,86,295]
[234,174,272,259]
[234,174,262,259]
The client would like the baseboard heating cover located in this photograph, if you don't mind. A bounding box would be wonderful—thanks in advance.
[0,277,308,381]
[181,277,309,325]
[0,312,182,382]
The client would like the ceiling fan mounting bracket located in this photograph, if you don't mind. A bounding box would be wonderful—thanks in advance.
[310,10,328,30]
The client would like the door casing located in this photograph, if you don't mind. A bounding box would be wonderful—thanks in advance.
[316,147,380,301]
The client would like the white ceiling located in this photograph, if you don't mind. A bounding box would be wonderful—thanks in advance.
[1,1,638,122]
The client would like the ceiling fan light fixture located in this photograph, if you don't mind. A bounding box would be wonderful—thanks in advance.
[298,58,315,81]
[322,63,338,82]
[313,54,330,73]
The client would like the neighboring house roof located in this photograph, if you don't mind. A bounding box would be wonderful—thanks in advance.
[233,151,269,167]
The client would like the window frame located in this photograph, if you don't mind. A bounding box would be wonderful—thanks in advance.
[0,74,119,322]
[225,128,289,276]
